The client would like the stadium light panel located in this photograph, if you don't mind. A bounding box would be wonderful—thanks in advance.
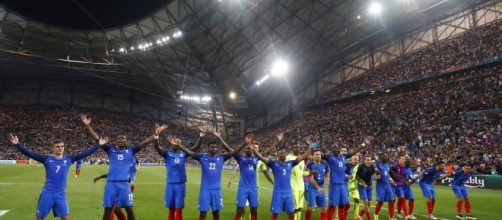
[229,92,236,99]
[271,60,289,77]
[368,2,383,15]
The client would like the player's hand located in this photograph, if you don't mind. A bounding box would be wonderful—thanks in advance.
[348,175,354,180]
[310,170,319,176]
[249,144,258,152]
[305,138,313,145]
[227,180,232,188]
[210,129,221,138]
[362,137,371,146]
[154,123,168,135]
[390,178,395,186]
[80,114,91,126]
[317,187,324,193]
[166,135,178,146]
[276,133,284,142]
[198,124,210,134]
[360,182,368,188]
[245,133,255,145]
[98,137,110,146]
[7,133,19,145]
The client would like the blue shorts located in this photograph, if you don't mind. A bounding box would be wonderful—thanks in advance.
[236,187,259,208]
[328,183,349,206]
[304,182,310,200]
[165,183,186,208]
[376,184,395,202]
[271,191,295,214]
[307,188,327,208]
[36,191,69,218]
[198,188,223,212]
[103,181,133,208]
[452,186,468,199]
[419,182,435,198]
[395,185,414,200]
[358,185,372,201]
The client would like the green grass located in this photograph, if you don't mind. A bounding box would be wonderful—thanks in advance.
[0,165,499,219]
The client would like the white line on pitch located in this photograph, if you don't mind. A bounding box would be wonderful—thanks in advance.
[0,210,9,217]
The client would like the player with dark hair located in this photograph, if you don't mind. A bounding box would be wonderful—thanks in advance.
[80,114,166,220]
[168,132,248,220]
[373,154,396,220]
[306,149,330,220]
[356,155,375,220]
[153,124,207,220]
[415,161,448,220]
[323,139,368,220]
[228,133,283,220]
[390,156,416,220]
[450,163,477,220]
[250,137,313,220]
[7,133,105,220]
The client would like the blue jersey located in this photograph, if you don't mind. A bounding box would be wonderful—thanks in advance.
[129,156,137,173]
[15,144,99,192]
[323,155,347,184]
[451,170,471,187]
[404,167,413,180]
[164,150,189,183]
[420,167,443,184]
[76,159,83,169]
[307,161,329,190]
[267,160,300,192]
[105,144,140,181]
[234,155,259,188]
[376,162,392,185]
[193,153,231,190]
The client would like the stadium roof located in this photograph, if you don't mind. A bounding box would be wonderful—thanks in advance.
[0,0,485,116]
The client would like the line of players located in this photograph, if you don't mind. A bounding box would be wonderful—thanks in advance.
[6,114,478,220]
[303,149,477,220]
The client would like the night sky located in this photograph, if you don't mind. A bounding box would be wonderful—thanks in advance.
[0,0,169,30]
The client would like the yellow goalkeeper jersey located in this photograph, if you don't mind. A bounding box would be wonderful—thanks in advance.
[286,154,309,192]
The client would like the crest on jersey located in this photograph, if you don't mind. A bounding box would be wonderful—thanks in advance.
[63,160,67,164]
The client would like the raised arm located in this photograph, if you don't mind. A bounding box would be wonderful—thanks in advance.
[347,137,370,158]
[138,123,168,150]
[250,144,269,164]
[263,133,284,155]
[190,124,209,152]
[153,123,168,156]
[80,114,100,143]
[70,137,109,162]
[154,138,165,156]
[167,135,195,157]
[210,129,233,153]
[8,133,48,163]
[297,139,314,162]
[227,133,255,159]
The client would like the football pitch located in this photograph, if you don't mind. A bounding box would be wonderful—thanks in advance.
[0,165,500,220]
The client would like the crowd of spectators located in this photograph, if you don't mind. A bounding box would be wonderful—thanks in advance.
[254,65,502,175]
[319,18,502,102]
[0,107,200,164]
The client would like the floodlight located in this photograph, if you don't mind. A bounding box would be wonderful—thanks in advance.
[368,2,383,15]
[271,60,289,77]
